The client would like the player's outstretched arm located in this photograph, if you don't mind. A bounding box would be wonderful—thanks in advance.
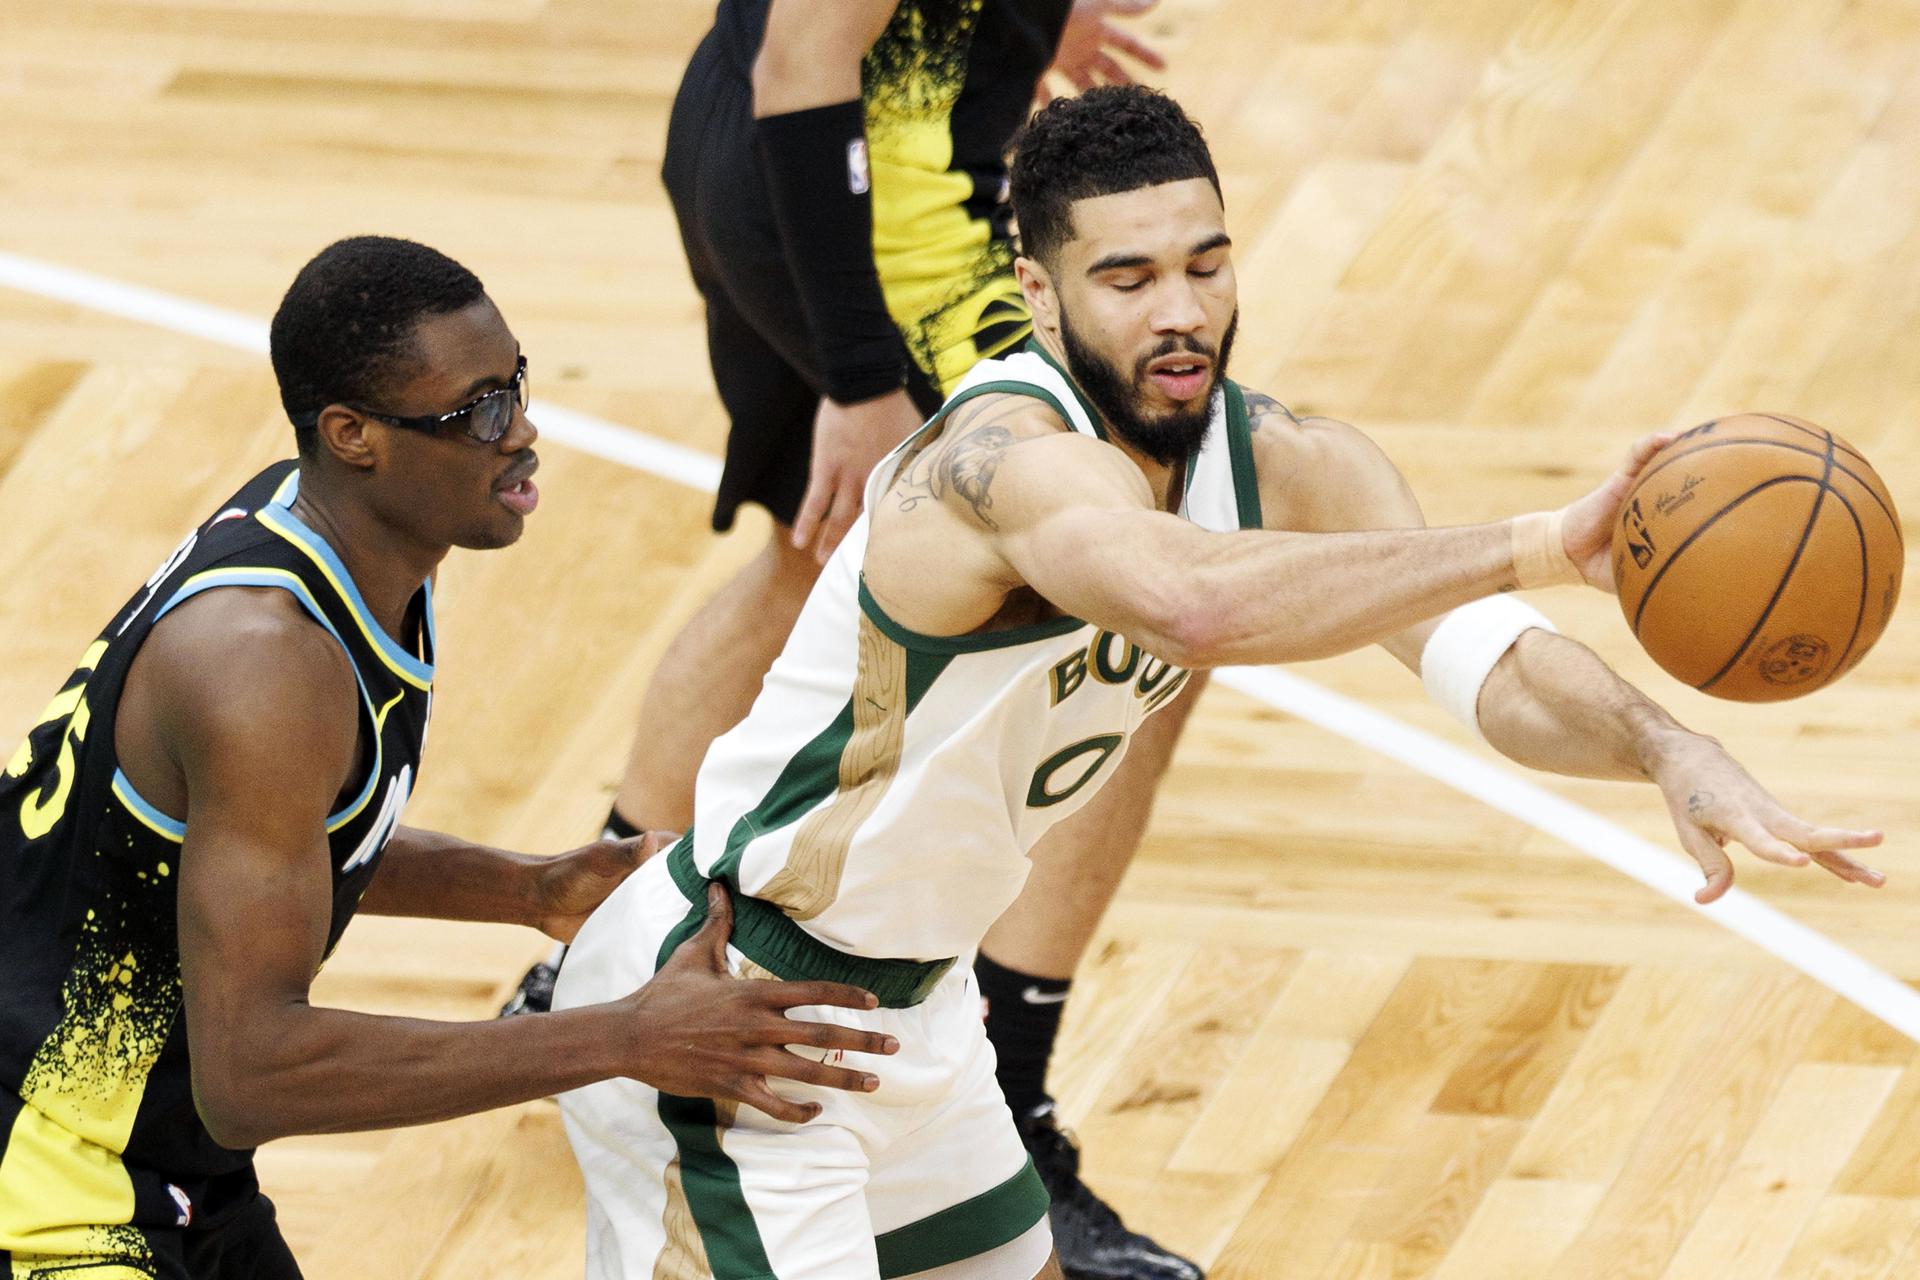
[143,596,895,1147]
[1259,406,1890,905]
[977,410,1669,668]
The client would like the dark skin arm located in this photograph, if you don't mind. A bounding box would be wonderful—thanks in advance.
[128,590,895,1148]
[356,824,658,943]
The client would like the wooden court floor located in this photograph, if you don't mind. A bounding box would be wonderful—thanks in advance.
[3,0,1919,1276]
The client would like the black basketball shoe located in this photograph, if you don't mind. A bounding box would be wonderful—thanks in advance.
[497,953,562,1018]
[1018,1099,1204,1280]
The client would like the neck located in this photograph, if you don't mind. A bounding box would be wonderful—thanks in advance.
[1031,326,1185,513]
[290,466,446,637]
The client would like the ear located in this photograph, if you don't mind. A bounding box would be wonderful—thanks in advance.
[312,405,380,472]
[1014,255,1059,337]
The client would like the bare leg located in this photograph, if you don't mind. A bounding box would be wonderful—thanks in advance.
[1033,1253,1066,1280]
[982,672,1207,977]
[612,525,821,831]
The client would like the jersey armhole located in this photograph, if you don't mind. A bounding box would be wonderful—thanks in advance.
[125,570,384,836]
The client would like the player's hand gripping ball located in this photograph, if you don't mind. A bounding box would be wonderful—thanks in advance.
[1611,414,1903,701]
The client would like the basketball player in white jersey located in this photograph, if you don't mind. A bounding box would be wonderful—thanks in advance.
[553,87,1883,1280]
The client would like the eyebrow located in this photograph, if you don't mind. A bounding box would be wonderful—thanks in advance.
[1085,233,1233,276]
[455,348,523,400]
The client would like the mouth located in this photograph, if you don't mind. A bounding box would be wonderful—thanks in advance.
[494,453,540,516]
[1144,353,1212,402]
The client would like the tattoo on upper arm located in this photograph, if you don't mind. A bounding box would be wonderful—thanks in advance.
[1243,391,1304,432]
[895,397,1033,530]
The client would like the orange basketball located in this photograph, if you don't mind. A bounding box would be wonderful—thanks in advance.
[1611,414,1904,701]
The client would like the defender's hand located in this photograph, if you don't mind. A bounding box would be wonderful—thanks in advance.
[619,884,899,1123]
[793,388,927,564]
[533,831,674,943]
[1648,733,1885,903]
[1038,0,1167,105]
[1557,431,1678,590]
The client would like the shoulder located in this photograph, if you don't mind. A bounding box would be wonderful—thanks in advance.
[1239,387,1423,531]
[139,587,360,763]
[898,389,1153,531]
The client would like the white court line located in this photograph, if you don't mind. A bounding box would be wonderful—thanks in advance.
[5,248,1916,1040]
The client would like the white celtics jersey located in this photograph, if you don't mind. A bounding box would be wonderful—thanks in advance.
[687,345,1263,961]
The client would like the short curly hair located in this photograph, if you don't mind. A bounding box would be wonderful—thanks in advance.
[1009,85,1221,268]
[269,236,486,454]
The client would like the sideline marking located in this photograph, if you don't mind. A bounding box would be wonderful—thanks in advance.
[4,248,1913,1039]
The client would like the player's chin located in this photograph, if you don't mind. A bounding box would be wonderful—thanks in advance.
[456,510,527,551]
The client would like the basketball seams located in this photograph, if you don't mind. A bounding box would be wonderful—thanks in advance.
[1818,484,1871,678]
[1754,413,1871,467]
[1629,475,1823,637]
[1635,437,1898,534]
[1698,438,1834,694]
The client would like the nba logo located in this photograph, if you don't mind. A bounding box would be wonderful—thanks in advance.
[846,138,871,196]
[167,1183,193,1227]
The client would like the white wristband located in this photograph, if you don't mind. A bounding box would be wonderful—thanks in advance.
[1421,595,1558,741]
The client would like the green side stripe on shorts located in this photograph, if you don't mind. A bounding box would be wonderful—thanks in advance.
[873,1156,1051,1278]
[651,871,778,1279]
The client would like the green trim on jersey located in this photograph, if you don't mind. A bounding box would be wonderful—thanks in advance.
[874,1157,1050,1277]
[933,378,1078,436]
[711,646,955,885]
[1222,380,1263,530]
[857,579,1084,654]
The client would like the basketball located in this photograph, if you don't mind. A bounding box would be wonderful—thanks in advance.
[1611,414,1904,701]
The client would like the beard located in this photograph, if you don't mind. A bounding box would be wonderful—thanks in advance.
[1058,307,1238,466]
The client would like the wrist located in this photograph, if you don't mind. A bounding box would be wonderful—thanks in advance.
[1625,706,1698,783]
[1509,510,1580,588]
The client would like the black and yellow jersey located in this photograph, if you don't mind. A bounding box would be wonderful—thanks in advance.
[0,461,433,1266]
[715,0,1072,392]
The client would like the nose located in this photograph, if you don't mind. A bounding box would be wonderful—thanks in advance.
[1150,277,1207,335]
[501,398,538,451]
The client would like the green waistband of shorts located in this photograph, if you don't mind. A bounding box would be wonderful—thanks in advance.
[666,839,955,1009]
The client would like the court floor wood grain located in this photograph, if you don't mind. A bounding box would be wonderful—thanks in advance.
[2,1,1917,1275]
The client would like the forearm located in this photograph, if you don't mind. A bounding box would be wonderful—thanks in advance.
[750,2,908,403]
[355,825,539,927]
[1476,629,1695,780]
[1175,519,1539,667]
[195,1002,626,1148]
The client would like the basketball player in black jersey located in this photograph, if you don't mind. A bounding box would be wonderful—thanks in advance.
[0,236,899,1280]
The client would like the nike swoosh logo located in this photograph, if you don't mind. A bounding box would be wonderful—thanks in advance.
[1020,986,1070,1005]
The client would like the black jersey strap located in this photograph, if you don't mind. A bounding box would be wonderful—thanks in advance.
[755,99,911,405]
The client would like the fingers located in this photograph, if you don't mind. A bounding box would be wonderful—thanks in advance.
[760,1049,882,1094]
[1676,823,1735,905]
[678,882,734,969]
[1623,431,1680,475]
[731,1077,822,1126]
[1763,815,1886,885]
[812,476,864,564]
[790,469,831,553]
[772,980,881,1013]
[780,1015,900,1057]
[1810,848,1887,887]
[1728,824,1810,869]
[635,830,678,864]
[1103,24,1165,69]
[1090,51,1132,86]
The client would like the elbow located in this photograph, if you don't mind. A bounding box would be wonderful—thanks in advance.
[1141,581,1232,669]
[192,1062,282,1151]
